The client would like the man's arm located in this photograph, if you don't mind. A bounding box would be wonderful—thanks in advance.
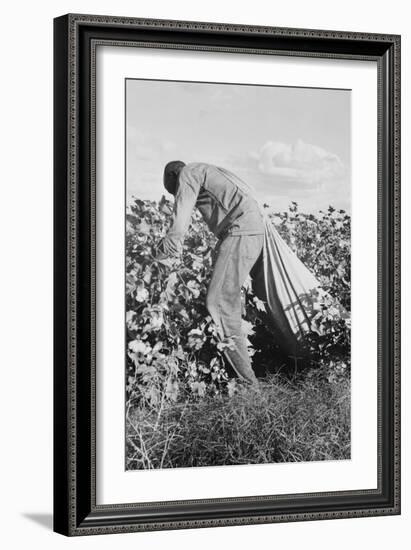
[157,167,200,258]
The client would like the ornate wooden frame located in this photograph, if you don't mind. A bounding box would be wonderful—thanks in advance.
[53,13,401,536]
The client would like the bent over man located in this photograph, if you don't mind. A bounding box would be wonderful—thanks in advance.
[157,160,265,385]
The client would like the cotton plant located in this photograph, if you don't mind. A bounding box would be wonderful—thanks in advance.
[126,197,351,409]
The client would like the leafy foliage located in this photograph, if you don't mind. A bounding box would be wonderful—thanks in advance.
[268,202,351,366]
[126,197,351,410]
[271,202,351,310]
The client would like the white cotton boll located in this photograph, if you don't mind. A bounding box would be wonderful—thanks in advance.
[135,283,149,303]
[128,340,149,354]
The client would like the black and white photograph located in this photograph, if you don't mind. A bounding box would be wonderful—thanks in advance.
[125,78,351,470]
[0,0,405,544]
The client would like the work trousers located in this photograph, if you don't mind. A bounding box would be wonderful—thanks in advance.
[206,234,265,384]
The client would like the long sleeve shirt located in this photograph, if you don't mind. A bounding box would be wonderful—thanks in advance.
[158,163,265,257]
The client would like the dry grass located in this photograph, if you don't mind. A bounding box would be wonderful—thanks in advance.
[126,370,350,470]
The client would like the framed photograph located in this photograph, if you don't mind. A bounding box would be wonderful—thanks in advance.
[53,14,401,536]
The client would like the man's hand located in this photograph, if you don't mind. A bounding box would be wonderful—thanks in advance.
[153,239,178,273]
[154,238,169,261]
[156,256,176,272]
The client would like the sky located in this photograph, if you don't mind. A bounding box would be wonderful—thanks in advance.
[126,79,351,213]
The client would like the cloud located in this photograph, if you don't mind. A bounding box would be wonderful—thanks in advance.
[127,127,177,161]
[198,86,245,118]
[250,139,345,188]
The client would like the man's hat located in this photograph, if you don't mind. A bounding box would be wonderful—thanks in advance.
[163,160,186,195]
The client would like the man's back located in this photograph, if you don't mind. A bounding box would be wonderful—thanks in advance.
[159,162,264,257]
[180,162,264,239]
